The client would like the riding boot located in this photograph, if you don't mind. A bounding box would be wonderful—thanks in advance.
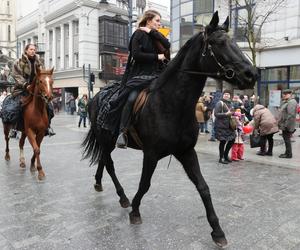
[116,95,135,149]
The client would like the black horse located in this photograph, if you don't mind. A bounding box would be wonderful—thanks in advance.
[82,12,257,248]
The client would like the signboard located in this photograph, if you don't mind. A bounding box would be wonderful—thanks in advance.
[269,90,281,107]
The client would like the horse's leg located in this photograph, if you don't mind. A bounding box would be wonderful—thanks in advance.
[129,153,158,224]
[4,124,10,161]
[174,149,227,248]
[94,160,104,192]
[105,153,130,208]
[35,132,45,180]
[26,129,44,180]
[19,132,27,168]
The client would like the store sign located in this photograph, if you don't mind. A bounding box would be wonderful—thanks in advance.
[269,90,281,107]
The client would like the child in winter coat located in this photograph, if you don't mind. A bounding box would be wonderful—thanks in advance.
[231,109,245,161]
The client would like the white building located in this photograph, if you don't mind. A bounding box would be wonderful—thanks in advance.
[0,0,17,58]
[15,0,169,107]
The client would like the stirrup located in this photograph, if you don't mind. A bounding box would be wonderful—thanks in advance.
[116,132,128,149]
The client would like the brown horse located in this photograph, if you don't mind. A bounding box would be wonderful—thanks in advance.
[3,67,54,180]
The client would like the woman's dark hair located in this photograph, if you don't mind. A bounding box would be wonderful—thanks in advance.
[138,10,161,27]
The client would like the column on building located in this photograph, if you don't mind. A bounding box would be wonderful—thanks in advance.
[52,27,56,68]
[68,20,73,68]
[60,24,64,70]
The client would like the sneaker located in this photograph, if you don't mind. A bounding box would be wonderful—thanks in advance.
[232,159,239,161]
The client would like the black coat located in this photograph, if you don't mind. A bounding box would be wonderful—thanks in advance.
[124,29,170,82]
[214,99,236,141]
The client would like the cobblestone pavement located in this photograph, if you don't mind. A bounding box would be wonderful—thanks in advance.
[1,113,300,250]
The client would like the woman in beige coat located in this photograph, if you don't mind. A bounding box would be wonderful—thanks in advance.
[195,97,207,134]
[252,104,279,156]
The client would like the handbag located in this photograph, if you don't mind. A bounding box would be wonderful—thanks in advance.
[250,130,261,148]
[221,101,237,130]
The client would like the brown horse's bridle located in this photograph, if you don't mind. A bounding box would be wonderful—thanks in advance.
[181,32,235,80]
[27,77,52,104]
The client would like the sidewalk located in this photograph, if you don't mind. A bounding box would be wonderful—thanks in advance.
[195,130,300,170]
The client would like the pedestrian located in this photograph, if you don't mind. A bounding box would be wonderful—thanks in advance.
[214,90,236,164]
[195,97,207,134]
[69,95,76,115]
[115,9,170,148]
[231,109,245,161]
[11,44,55,136]
[278,89,298,158]
[78,94,88,128]
[251,104,279,156]
[203,95,211,133]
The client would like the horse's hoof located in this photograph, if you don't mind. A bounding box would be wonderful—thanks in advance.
[30,165,36,172]
[20,162,26,168]
[38,172,45,181]
[129,212,142,224]
[94,183,103,192]
[5,155,10,161]
[119,197,131,208]
[212,236,228,248]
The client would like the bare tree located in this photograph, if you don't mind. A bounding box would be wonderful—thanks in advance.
[231,0,286,67]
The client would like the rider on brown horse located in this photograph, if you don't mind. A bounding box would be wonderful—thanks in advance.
[11,44,55,136]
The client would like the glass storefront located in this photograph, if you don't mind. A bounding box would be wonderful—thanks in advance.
[259,65,300,106]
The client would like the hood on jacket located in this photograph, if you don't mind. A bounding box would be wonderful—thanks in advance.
[253,104,265,114]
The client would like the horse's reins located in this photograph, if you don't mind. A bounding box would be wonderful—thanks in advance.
[180,33,235,80]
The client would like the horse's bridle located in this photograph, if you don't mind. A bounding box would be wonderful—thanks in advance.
[181,32,235,80]
[27,78,52,104]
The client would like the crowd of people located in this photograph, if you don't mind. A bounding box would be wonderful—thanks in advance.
[195,88,299,163]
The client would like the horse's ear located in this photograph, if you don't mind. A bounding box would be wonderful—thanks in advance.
[50,67,54,75]
[222,16,230,32]
[209,11,219,29]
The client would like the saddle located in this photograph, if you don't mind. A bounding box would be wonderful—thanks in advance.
[129,89,150,149]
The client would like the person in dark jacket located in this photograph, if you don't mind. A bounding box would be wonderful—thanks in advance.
[116,9,170,148]
[278,89,298,158]
[214,90,236,164]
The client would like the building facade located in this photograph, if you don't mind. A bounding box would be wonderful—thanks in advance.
[0,0,16,58]
[170,0,300,106]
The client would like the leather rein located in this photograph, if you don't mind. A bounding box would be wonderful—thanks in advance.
[181,32,235,80]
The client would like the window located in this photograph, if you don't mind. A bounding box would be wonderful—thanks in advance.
[74,21,79,35]
[194,0,213,14]
[99,19,128,47]
[180,1,193,16]
[8,25,11,42]
[180,15,193,47]
[74,53,79,68]
[261,67,287,82]
[65,55,69,68]
[290,65,300,81]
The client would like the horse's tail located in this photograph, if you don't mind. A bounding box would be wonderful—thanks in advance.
[81,126,102,166]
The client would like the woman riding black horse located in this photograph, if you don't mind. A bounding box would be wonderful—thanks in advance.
[115,10,170,148]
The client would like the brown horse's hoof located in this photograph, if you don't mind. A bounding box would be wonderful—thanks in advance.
[5,154,10,161]
[119,197,131,208]
[212,236,228,248]
[129,212,142,224]
[94,183,103,192]
[38,172,45,181]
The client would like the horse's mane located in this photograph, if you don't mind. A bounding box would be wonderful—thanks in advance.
[153,32,204,90]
